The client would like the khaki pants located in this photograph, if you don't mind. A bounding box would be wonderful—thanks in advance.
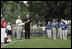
[16,25,22,39]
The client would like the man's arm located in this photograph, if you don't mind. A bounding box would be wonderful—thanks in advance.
[23,20,30,24]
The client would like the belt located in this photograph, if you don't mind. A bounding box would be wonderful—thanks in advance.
[1,27,6,28]
[17,25,22,26]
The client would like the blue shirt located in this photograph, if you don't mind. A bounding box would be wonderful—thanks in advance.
[61,24,68,30]
[46,23,52,29]
[51,22,57,27]
[58,22,63,27]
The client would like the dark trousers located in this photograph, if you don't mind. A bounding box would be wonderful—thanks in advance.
[25,29,30,39]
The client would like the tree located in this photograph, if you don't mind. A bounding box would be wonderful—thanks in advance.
[1,1,28,24]
[1,1,71,24]
[27,1,71,23]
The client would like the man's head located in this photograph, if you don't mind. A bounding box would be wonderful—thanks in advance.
[26,14,29,18]
[61,18,63,22]
[18,16,20,19]
[48,21,50,24]
[53,19,55,22]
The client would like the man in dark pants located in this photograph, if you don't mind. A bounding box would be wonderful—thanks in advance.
[24,14,31,39]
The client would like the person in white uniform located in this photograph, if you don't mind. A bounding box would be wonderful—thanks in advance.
[46,21,52,38]
[51,19,57,39]
[57,19,63,39]
[61,22,68,40]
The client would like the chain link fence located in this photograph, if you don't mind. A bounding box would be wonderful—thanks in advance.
[12,25,71,39]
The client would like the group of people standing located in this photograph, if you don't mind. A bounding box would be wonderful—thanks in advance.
[46,19,70,40]
[1,14,31,44]
[16,15,31,40]
[1,14,71,45]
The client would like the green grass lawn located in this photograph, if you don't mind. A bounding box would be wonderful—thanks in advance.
[2,36,71,48]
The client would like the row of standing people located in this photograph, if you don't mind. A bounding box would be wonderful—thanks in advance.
[45,19,70,40]
[1,14,31,44]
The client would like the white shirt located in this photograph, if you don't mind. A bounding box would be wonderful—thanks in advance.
[7,25,11,30]
[16,19,24,26]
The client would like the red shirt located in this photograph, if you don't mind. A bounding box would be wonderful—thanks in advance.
[1,20,7,28]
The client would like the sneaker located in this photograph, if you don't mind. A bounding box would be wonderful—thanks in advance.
[7,40,11,43]
[9,39,12,42]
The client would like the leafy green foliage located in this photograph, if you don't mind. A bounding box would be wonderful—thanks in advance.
[1,1,71,24]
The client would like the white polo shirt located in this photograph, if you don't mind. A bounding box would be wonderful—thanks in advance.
[7,25,11,30]
[16,19,24,26]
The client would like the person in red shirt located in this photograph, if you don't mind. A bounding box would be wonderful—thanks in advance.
[1,17,10,44]
[1,17,7,28]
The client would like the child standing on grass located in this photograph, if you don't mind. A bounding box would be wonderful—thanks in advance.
[6,22,12,42]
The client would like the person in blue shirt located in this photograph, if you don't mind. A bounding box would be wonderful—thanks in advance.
[46,21,52,39]
[51,19,57,39]
[57,19,64,39]
[61,22,68,40]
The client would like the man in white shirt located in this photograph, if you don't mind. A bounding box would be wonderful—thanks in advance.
[16,16,24,40]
